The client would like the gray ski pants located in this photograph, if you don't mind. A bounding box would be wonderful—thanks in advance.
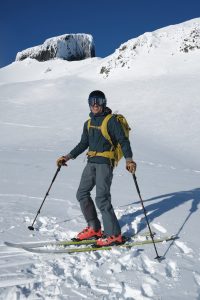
[76,162,121,236]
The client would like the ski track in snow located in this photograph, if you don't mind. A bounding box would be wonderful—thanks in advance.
[139,160,200,175]
[0,121,50,129]
[152,223,167,234]
[175,240,193,255]
[193,271,200,291]
[0,193,71,203]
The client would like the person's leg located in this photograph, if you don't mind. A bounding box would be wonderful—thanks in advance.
[76,163,101,230]
[95,164,121,236]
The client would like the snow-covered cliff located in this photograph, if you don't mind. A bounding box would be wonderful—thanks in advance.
[16,33,95,62]
[100,18,200,77]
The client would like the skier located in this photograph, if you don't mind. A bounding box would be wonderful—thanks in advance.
[57,90,136,246]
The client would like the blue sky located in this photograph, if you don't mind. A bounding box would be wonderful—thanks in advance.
[0,0,200,68]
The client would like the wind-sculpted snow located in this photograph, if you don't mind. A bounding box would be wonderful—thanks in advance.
[100,18,200,77]
[16,33,95,62]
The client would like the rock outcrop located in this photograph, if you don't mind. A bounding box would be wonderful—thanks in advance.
[16,34,95,62]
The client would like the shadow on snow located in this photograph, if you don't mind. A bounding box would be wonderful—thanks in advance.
[119,187,200,256]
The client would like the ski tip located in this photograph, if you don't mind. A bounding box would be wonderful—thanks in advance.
[4,241,20,248]
[22,247,40,254]
[4,241,12,247]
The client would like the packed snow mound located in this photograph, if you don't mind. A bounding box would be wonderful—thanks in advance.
[100,18,200,77]
[16,33,95,62]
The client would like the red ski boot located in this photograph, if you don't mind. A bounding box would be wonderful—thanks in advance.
[75,226,103,241]
[96,234,124,247]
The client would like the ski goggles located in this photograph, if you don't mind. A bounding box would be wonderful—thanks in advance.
[88,96,106,106]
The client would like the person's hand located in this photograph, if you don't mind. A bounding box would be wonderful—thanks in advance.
[56,155,70,167]
[126,160,137,174]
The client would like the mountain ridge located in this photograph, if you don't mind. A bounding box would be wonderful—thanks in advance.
[100,17,200,77]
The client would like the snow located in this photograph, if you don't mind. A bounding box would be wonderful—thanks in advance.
[0,18,200,299]
[16,33,95,62]
[99,17,200,78]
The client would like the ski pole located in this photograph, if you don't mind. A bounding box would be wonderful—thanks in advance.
[28,166,61,230]
[132,174,161,260]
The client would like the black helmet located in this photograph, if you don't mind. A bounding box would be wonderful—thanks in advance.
[88,90,107,107]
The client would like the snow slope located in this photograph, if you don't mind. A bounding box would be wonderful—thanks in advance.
[0,18,200,299]
[99,18,200,77]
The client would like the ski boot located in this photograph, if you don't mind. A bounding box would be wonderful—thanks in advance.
[96,234,124,247]
[73,226,103,241]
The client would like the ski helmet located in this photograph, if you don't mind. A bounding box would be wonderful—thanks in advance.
[88,90,107,107]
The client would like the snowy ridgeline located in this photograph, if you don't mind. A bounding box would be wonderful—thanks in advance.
[100,18,200,76]
[16,33,95,62]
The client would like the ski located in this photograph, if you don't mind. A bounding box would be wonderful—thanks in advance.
[4,238,99,249]
[4,231,154,249]
[22,235,177,254]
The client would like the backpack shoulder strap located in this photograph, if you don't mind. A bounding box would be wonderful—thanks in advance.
[101,114,113,146]
[87,119,91,131]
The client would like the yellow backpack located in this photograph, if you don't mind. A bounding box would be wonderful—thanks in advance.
[87,114,131,166]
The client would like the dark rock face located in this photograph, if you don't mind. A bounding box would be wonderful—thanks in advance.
[180,28,200,53]
[16,34,95,62]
